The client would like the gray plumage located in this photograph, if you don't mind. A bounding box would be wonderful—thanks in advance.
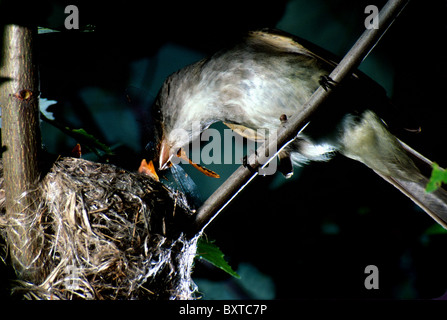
[151,29,447,228]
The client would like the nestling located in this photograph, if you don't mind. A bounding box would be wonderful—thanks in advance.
[146,29,447,228]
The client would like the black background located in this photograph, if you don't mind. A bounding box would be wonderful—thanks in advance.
[1,0,447,300]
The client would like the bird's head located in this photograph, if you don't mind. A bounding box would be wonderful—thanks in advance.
[145,64,220,179]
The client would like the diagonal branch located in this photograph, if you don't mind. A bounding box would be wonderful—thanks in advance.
[189,0,410,237]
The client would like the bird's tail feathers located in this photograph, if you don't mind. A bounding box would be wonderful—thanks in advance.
[375,140,447,229]
[374,170,447,229]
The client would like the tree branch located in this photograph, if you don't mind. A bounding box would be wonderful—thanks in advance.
[189,0,410,237]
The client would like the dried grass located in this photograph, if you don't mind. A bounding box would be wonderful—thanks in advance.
[0,157,198,300]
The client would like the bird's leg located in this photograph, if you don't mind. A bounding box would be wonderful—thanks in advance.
[242,150,258,173]
[319,75,337,91]
[277,114,294,178]
[243,114,295,176]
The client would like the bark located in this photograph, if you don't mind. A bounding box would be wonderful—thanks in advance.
[0,24,41,281]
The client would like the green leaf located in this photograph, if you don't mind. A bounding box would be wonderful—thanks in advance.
[38,25,96,34]
[424,223,447,235]
[196,238,240,279]
[38,27,61,34]
[40,113,113,157]
[70,128,113,155]
[426,163,447,193]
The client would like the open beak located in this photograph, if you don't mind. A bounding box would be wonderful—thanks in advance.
[137,139,172,182]
[138,159,159,182]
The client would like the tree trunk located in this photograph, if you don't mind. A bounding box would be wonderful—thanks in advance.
[0,24,41,281]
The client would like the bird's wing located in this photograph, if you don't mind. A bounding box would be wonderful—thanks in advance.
[247,29,340,69]
[222,122,266,141]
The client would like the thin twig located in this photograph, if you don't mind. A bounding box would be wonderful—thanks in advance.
[189,0,410,237]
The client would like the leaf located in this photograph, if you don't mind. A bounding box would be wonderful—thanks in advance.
[196,238,240,279]
[426,163,447,193]
[424,223,447,235]
[70,128,113,155]
[40,113,113,157]
[40,97,58,120]
[38,27,61,34]
[38,25,96,34]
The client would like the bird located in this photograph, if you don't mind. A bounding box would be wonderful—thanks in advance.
[145,28,447,228]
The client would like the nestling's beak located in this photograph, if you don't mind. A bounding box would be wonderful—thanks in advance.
[138,159,159,182]
[159,139,173,171]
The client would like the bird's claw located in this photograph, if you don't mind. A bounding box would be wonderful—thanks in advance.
[242,152,258,173]
[319,75,337,91]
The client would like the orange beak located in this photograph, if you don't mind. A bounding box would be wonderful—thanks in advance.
[138,159,159,182]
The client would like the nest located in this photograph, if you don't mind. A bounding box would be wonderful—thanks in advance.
[0,157,199,300]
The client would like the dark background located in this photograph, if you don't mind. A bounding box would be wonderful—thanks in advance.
[1,0,447,299]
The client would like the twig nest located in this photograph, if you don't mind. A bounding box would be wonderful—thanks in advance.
[0,157,198,300]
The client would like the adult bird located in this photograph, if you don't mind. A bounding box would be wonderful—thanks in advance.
[146,28,447,228]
